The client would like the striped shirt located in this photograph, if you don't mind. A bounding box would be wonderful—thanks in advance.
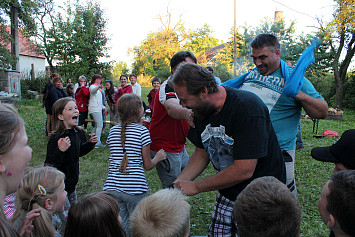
[103,123,151,195]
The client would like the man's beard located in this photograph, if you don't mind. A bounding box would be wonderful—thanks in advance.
[192,101,217,120]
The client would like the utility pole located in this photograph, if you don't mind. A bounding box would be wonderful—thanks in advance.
[233,0,237,77]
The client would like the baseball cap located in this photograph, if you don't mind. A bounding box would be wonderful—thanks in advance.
[311,129,355,169]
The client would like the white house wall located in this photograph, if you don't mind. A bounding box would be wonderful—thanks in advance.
[19,55,46,79]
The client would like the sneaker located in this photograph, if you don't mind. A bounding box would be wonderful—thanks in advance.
[95,142,106,148]
[296,144,304,150]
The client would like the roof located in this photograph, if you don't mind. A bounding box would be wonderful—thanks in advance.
[197,44,226,64]
[4,26,46,59]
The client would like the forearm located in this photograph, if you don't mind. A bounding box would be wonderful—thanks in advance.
[295,91,328,118]
[194,162,254,193]
[176,147,210,181]
[165,98,190,120]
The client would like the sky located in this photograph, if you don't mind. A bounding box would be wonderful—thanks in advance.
[76,0,336,67]
[98,0,335,67]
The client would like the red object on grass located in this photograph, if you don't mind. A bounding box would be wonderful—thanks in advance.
[322,130,339,137]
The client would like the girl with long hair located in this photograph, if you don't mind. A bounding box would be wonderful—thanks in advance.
[12,167,67,237]
[45,98,97,205]
[0,103,40,236]
[102,94,166,235]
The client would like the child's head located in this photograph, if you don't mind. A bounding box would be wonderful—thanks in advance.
[130,189,190,237]
[0,104,31,196]
[151,77,161,90]
[65,83,74,95]
[117,94,143,124]
[52,97,79,132]
[13,166,66,236]
[64,191,126,237]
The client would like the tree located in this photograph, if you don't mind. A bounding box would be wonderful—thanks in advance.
[184,24,220,65]
[130,7,188,78]
[0,0,38,71]
[319,0,355,109]
[112,60,129,80]
[54,1,112,80]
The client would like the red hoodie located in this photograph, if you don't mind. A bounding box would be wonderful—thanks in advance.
[75,86,90,112]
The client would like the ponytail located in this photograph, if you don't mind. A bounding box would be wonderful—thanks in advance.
[119,122,129,174]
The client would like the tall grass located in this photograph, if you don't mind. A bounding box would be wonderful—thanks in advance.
[18,87,354,236]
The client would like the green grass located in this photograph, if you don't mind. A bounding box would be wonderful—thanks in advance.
[18,87,355,236]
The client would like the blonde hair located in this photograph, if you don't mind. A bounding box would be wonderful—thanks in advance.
[12,167,65,237]
[116,94,143,174]
[51,97,77,134]
[130,189,190,237]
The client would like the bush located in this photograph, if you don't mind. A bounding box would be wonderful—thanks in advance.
[306,71,335,106]
[343,73,355,109]
[20,73,48,99]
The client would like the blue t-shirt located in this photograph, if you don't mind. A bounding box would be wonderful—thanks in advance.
[237,67,322,151]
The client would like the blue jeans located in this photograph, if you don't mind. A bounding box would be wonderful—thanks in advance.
[108,190,148,236]
[150,148,189,188]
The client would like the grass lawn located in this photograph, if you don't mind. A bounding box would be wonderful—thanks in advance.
[17,87,354,236]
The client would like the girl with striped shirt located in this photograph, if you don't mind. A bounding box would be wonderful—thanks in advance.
[103,94,166,235]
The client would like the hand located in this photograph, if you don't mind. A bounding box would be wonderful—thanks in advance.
[186,109,195,128]
[58,136,71,152]
[89,134,97,144]
[173,180,199,196]
[156,149,167,161]
[41,103,44,108]
[18,208,41,237]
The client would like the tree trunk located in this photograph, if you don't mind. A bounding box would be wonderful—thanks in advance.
[334,74,344,109]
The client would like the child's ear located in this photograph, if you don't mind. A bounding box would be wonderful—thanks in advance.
[58,114,64,121]
[44,198,54,211]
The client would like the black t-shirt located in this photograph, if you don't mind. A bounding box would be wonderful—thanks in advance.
[188,86,286,201]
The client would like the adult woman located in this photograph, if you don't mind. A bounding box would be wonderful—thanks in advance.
[0,104,40,236]
[88,74,107,148]
[114,75,132,103]
[47,77,67,121]
[105,80,118,124]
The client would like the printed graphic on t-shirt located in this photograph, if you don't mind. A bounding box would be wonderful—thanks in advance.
[240,68,285,112]
[201,124,234,171]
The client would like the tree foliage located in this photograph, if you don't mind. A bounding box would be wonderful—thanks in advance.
[0,0,39,71]
[112,61,129,80]
[130,7,189,79]
[318,0,355,109]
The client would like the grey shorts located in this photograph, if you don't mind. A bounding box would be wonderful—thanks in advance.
[150,148,189,188]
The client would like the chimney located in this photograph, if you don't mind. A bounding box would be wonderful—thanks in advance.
[274,11,283,22]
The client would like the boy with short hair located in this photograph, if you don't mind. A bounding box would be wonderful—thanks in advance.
[318,170,355,237]
[147,77,161,114]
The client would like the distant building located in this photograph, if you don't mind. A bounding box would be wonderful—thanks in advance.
[4,26,46,79]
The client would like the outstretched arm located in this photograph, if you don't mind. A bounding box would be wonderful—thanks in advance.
[165,98,194,128]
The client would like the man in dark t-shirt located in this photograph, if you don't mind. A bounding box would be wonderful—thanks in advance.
[172,63,285,236]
